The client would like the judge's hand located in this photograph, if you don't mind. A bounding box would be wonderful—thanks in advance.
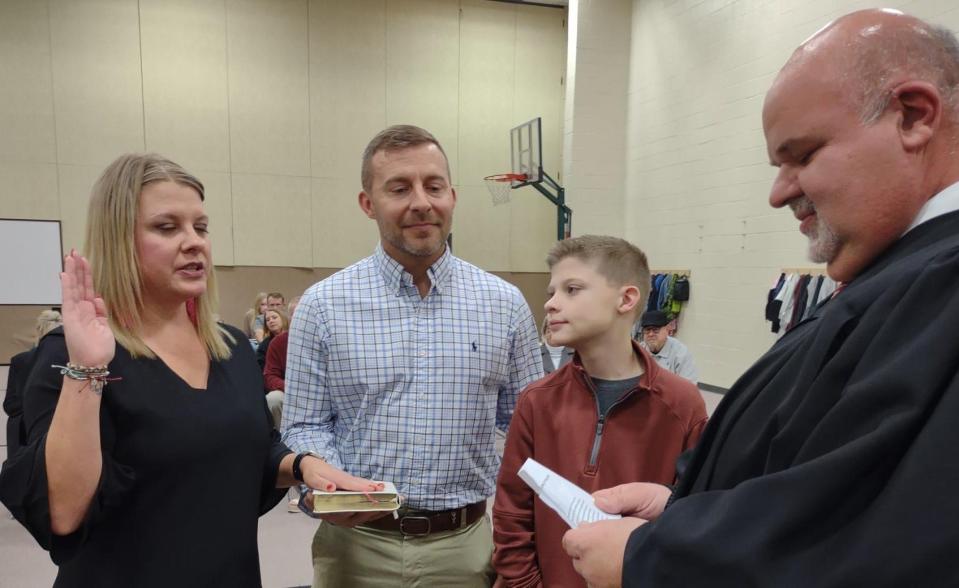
[563,517,646,588]
[61,251,115,368]
[298,456,390,526]
[593,482,671,521]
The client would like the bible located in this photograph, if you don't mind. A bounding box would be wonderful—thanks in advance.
[311,482,401,514]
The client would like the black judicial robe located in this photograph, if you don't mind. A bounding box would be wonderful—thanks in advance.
[624,210,959,587]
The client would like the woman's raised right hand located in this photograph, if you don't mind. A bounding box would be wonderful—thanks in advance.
[61,251,115,368]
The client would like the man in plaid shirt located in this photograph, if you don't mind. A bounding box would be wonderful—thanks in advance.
[283,125,542,587]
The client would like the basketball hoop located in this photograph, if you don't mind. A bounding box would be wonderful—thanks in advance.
[484,173,527,205]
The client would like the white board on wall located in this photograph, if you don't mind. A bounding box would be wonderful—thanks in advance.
[0,219,63,305]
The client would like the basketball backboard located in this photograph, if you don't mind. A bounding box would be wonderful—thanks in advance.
[510,117,542,185]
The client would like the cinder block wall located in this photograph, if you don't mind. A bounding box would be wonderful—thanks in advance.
[622,0,959,387]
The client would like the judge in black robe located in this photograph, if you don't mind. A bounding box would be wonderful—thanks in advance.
[621,209,959,587]
[562,9,959,587]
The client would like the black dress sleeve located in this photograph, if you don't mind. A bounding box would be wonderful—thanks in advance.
[0,330,136,565]
[258,400,293,515]
[223,324,292,514]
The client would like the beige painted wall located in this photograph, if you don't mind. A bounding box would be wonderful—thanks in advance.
[621,0,959,387]
[0,0,565,269]
[0,0,566,360]
[0,267,550,362]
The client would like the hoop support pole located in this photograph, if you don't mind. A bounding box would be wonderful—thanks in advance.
[529,168,572,240]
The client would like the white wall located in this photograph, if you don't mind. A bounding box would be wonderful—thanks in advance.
[0,0,567,273]
[621,0,959,387]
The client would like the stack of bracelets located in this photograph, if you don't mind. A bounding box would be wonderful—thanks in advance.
[52,363,112,395]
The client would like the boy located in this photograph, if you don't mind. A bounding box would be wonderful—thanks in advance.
[492,235,707,587]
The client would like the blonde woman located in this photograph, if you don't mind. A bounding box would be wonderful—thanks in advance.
[244,291,268,341]
[0,153,379,587]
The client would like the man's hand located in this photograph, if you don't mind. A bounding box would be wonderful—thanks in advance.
[562,483,669,587]
[562,517,646,588]
[593,482,671,521]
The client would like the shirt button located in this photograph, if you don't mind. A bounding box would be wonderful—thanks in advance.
[419,350,427,357]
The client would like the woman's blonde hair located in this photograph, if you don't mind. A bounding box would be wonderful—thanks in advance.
[35,309,62,345]
[252,292,268,314]
[244,292,268,336]
[84,153,233,359]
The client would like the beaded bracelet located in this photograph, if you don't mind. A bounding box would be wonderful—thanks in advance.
[52,363,113,396]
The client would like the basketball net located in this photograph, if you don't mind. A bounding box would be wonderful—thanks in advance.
[483,173,527,206]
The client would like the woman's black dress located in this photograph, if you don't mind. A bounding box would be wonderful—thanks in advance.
[0,325,291,587]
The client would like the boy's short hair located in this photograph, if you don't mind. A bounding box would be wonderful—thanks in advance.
[546,235,651,310]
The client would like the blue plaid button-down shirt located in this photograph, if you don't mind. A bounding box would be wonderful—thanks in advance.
[282,244,543,510]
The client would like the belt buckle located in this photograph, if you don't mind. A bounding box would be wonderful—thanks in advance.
[399,515,431,537]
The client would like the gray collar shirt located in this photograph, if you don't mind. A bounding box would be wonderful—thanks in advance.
[642,336,699,384]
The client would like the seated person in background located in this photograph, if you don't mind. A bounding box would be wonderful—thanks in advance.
[256,308,289,371]
[4,310,62,457]
[244,292,268,342]
[540,316,573,374]
[263,296,301,429]
[638,310,698,384]
[492,235,708,588]
[266,291,285,312]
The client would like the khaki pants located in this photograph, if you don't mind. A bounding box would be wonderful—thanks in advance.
[265,390,284,429]
[312,515,494,588]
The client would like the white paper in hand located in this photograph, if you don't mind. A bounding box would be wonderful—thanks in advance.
[518,458,621,529]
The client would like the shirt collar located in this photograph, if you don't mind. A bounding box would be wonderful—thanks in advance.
[570,339,661,392]
[904,180,959,235]
[373,243,454,295]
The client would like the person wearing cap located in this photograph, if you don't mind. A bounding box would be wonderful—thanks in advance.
[638,310,698,384]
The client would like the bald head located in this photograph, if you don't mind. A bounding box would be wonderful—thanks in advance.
[779,9,959,125]
[762,10,959,283]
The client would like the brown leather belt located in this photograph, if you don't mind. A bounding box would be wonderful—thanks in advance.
[362,500,486,537]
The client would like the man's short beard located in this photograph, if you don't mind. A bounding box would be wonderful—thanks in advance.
[790,196,841,264]
[645,339,666,354]
[807,216,841,263]
[388,234,447,258]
